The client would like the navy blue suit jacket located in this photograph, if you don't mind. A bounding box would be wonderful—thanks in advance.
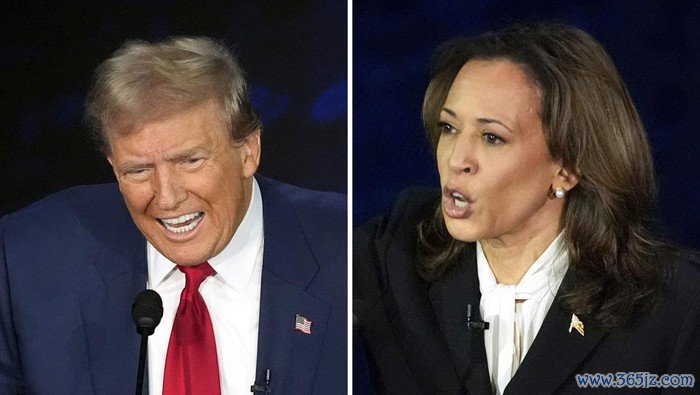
[0,176,347,394]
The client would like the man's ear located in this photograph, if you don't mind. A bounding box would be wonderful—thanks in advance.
[242,130,261,179]
[107,157,118,179]
[106,156,124,192]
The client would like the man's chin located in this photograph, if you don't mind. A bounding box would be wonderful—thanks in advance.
[154,243,213,266]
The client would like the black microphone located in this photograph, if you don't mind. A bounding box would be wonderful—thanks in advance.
[132,289,163,395]
[251,369,272,394]
[466,303,489,331]
[133,289,163,335]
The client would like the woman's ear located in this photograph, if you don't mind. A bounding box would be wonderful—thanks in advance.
[558,167,579,191]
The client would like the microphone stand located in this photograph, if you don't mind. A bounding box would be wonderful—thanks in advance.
[250,369,271,394]
[132,289,163,395]
[136,333,148,395]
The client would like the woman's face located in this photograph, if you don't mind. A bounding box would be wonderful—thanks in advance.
[436,59,566,245]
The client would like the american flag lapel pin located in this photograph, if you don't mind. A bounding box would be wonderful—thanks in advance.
[295,314,312,335]
[569,313,585,336]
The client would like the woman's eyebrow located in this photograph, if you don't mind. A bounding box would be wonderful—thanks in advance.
[442,107,514,133]
[476,117,514,134]
[441,107,457,118]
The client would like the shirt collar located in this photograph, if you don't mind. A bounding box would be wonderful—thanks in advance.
[477,230,568,295]
[147,177,264,293]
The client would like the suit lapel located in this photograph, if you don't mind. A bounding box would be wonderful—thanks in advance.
[428,244,492,394]
[254,179,330,393]
[428,244,608,394]
[505,270,606,394]
[82,204,148,394]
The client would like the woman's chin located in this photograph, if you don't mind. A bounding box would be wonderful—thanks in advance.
[443,217,480,243]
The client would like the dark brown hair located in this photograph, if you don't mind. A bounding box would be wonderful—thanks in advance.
[417,22,665,329]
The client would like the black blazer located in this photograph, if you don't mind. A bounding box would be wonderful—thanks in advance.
[354,188,700,394]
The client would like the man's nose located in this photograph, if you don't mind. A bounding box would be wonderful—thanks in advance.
[153,167,186,210]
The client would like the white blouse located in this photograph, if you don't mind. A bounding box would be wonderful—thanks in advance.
[477,231,569,395]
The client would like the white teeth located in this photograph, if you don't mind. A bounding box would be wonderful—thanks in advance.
[160,212,204,234]
[454,199,469,208]
[161,212,200,225]
[449,190,469,208]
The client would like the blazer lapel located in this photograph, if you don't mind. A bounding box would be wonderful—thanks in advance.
[428,244,492,394]
[254,180,330,394]
[505,270,606,394]
[82,204,148,394]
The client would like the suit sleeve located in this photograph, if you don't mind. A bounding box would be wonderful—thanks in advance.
[353,216,388,327]
[0,216,24,393]
[353,216,387,395]
[353,187,430,325]
[663,283,700,393]
[353,213,426,394]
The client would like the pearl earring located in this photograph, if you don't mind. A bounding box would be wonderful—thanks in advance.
[554,187,566,199]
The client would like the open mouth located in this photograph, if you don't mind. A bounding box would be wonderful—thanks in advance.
[442,187,474,219]
[158,212,205,234]
[451,191,469,208]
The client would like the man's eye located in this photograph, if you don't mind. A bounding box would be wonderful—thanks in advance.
[182,158,204,167]
[124,168,150,181]
[483,132,505,145]
[437,121,457,134]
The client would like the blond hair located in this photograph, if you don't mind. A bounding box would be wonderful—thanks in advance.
[85,36,261,155]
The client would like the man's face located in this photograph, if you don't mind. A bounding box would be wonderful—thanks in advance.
[108,99,260,266]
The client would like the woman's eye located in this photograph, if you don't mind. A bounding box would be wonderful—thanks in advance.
[437,121,457,134]
[483,132,505,145]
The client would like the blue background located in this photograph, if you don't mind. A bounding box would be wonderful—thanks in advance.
[1,1,347,216]
[354,1,699,393]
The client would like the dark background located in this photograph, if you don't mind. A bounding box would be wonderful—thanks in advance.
[354,1,699,392]
[0,1,347,216]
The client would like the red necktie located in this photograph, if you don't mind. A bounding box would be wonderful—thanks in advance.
[163,262,221,394]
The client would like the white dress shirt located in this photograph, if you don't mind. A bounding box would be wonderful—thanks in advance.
[477,231,569,395]
[147,178,264,395]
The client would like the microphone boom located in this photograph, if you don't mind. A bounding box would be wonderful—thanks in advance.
[132,289,163,395]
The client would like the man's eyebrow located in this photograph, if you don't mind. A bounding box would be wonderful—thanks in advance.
[117,160,153,172]
[166,147,208,162]
[116,147,209,171]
